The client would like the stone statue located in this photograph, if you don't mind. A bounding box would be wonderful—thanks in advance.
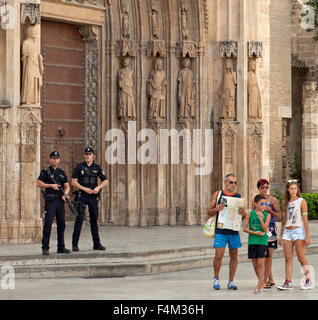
[181,7,189,40]
[219,58,237,120]
[21,24,43,106]
[147,57,166,121]
[118,57,136,120]
[248,59,262,120]
[121,0,130,39]
[177,58,195,119]
[151,3,159,38]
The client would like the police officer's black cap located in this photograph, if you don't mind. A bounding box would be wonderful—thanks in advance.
[50,151,60,158]
[84,147,94,154]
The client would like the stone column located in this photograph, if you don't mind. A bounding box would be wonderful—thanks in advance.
[0,0,42,243]
[302,82,318,193]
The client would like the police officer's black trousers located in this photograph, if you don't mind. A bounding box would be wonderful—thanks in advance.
[72,196,101,246]
[42,198,66,250]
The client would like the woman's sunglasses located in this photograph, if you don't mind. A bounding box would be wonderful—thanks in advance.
[260,185,269,190]
[259,202,268,206]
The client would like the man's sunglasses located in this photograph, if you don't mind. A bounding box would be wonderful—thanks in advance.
[259,202,268,206]
[229,181,237,185]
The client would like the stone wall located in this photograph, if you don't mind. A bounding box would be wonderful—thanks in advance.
[0,0,295,243]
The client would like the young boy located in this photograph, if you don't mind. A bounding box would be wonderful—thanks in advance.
[243,195,271,294]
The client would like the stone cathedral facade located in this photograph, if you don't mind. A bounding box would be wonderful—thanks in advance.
[0,0,314,243]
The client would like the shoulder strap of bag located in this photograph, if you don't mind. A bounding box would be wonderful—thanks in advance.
[216,190,222,206]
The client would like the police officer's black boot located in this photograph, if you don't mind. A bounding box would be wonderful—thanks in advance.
[72,245,79,252]
[57,247,71,254]
[42,249,49,255]
[93,243,106,251]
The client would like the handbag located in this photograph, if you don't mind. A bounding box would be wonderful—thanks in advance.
[203,190,222,238]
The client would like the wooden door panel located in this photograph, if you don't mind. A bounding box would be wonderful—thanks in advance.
[44,66,84,83]
[41,20,85,220]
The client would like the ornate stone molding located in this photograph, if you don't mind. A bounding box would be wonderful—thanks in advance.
[248,41,263,58]
[20,108,41,163]
[220,41,238,58]
[220,121,239,169]
[53,0,105,8]
[177,41,206,58]
[21,3,41,25]
[85,48,100,155]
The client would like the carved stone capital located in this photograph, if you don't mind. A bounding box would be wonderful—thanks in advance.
[21,3,41,25]
[177,41,197,58]
[147,40,166,57]
[219,41,238,58]
[248,41,263,58]
[116,39,137,57]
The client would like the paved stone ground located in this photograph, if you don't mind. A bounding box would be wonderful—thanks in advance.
[1,254,317,300]
[1,221,318,256]
[0,221,317,300]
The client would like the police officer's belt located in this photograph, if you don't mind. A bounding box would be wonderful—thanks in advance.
[44,193,60,201]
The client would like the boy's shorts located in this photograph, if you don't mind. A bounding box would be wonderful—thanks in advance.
[213,233,242,249]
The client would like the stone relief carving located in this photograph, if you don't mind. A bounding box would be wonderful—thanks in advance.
[121,0,130,39]
[118,57,136,121]
[21,25,43,106]
[21,3,41,25]
[20,109,41,163]
[248,59,262,120]
[219,58,237,120]
[177,58,195,120]
[220,121,238,173]
[147,57,166,121]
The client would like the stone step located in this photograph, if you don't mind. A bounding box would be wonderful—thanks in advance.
[6,243,318,279]
[0,245,214,266]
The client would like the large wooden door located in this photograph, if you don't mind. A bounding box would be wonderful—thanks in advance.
[41,20,85,219]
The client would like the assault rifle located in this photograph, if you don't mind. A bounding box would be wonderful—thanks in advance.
[46,169,79,216]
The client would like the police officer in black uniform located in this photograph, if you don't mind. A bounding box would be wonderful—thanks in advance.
[37,151,71,255]
[71,147,108,251]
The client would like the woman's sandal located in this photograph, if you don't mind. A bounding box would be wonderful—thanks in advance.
[254,288,263,295]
